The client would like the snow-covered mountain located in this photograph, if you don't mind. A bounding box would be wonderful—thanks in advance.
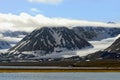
[9,27,93,54]
[85,36,120,60]
[0,26,120,62]
[72,27,120,40]
[0,26,120,50]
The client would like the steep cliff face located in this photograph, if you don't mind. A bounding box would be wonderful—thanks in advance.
[9,27,93,55]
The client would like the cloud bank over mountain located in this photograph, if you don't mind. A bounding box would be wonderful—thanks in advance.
[0,12,120,32]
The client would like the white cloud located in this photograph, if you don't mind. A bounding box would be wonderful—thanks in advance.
[31,8,40,13]
[0,35,22,43]
[0,12,120,32]
[28,0,63,5]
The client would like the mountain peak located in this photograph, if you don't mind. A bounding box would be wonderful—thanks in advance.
[9,27,93,56]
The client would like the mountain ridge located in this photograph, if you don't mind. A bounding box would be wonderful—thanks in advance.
[9,27,93,54]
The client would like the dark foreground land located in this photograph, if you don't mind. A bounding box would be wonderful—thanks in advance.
[1,67,120,72]
[0,60,120,67]
[0,60,120,72]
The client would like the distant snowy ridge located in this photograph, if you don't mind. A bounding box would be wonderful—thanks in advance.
[0,31,28,37]
[0,40,11,49]
[0,30,28,49]
[72,27,120,40]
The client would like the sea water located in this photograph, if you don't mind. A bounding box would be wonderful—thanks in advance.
[0,72,120,80]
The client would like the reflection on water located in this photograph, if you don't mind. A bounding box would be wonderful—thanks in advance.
[0,72,120,80]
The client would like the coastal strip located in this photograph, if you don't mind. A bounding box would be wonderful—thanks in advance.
[0,67,120,72]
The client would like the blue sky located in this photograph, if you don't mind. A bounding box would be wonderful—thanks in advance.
[0,0,120,22]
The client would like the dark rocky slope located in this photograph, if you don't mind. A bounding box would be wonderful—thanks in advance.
[105,37,120,53]
[9,27,93,55]
[85,37,120,60]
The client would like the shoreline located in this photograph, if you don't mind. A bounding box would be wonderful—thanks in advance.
[0,61,120,72]
[0,67,120,72]
[1,69,120,72]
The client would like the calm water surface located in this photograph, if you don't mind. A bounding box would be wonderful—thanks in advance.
[0,72,120,80]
